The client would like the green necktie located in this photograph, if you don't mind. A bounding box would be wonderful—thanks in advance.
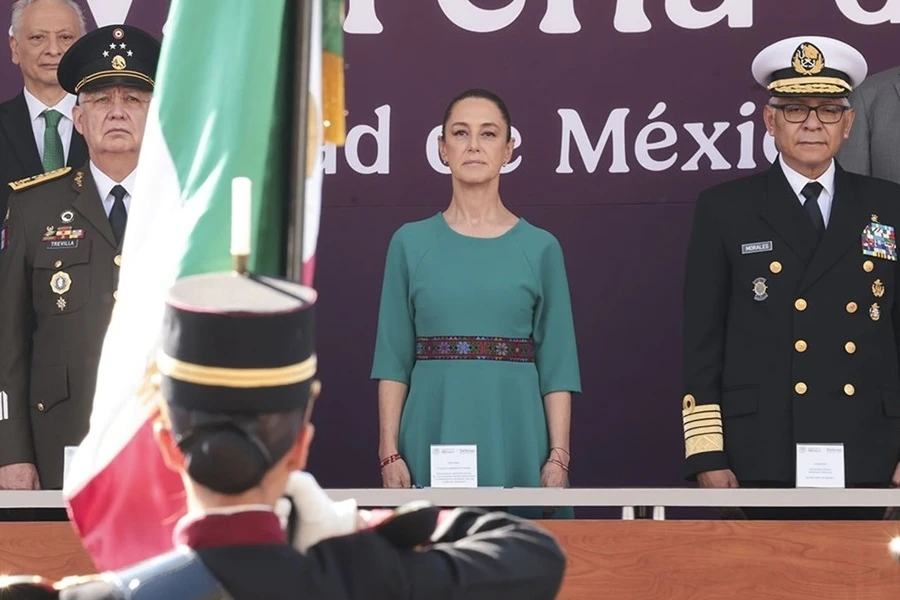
[42,109,64,171]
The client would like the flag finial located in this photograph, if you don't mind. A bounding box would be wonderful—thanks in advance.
[231,177,252,275]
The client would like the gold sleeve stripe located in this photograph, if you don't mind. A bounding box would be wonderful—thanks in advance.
[684,411,722,425]
[685,425,724,437]
[685,433,724,458]
[682,404,721,417]
[684,420,722,434]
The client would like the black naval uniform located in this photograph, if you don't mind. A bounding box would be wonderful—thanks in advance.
[682,160,900,510]
[47,505,566,600]
[0,166,121,489]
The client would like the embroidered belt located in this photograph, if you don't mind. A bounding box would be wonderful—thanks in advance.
[415,336,535,362]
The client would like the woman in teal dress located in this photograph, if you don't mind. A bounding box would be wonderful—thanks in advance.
[371,89,581,518]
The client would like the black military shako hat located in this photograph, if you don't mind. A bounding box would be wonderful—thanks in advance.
[157,273,318,414]
[58,24,160,95]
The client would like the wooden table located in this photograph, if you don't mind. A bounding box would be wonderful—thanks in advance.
[2,520,900,598]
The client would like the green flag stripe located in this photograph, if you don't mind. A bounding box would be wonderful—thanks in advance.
[153,0,294,278]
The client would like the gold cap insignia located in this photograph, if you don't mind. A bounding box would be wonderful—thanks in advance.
[111,55,127,70]
[792,42,825,76]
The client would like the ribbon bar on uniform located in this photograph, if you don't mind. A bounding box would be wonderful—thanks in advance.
[415,336,535,362]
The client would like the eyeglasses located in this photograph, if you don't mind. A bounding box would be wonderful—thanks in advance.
[769,104,850,124]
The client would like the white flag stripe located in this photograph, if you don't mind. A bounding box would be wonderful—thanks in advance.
[63,105,186,498]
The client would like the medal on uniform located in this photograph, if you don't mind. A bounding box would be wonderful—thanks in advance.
[861,216,897,261]
[873,279,885,298]
[752,277,768,301]
[870,302,881,321]
[50,271,72,295]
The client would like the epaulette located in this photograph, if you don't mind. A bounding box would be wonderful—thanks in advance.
[8,166,72,191]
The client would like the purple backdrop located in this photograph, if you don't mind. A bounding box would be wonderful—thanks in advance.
[3,1,899,510]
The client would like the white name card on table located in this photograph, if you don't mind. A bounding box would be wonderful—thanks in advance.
[430,444,478,488]
[796,443,845,488]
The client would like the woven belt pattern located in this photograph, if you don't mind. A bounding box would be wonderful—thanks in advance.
[415,336,535,362]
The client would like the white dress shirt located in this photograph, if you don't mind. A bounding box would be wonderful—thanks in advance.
[90,161,136,217]
[22,87,77,164]
[779,154,836,227]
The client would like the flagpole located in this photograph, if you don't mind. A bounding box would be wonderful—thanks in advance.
[287,0,315,282]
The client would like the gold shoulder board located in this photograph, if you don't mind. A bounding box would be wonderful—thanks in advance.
[8,166,72,191]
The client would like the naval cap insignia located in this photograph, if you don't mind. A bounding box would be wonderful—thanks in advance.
[792,42,825,76]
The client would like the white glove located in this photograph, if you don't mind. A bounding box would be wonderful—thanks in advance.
[276,471,362,554]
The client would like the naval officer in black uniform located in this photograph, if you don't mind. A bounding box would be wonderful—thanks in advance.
[682,36,900,519]
[0,269,567,599]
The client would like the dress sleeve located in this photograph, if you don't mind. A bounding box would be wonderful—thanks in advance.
[0,194,36,467]
[532,237,581,396]
[371,228,416,384]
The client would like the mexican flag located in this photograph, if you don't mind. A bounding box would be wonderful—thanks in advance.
[63,0,345,570]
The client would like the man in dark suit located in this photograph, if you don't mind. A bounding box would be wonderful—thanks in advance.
[837,65,900,184]
[682,36,900,519]
[1,0,89,220]
[0,270,568,600]
[0,24,159,490]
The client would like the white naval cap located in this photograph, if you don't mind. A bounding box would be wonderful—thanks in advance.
[751,36,868,97]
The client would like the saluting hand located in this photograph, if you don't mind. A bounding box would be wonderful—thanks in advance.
[0,463,40,490]
[381,459,412,488]
[697,469,739,488]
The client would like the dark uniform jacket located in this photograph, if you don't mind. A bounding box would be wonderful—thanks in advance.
[0,165,121,489]
[682,160,900,485]
[0,92,88,221]
[49,507,566,600]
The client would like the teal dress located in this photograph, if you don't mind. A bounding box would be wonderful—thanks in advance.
[371,213,581,519]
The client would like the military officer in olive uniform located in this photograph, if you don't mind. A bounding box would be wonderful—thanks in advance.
[0,25,160,490]
[682,36,900,519]
[0,269,568,600]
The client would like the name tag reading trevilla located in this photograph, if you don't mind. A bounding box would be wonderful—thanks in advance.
[430,444,478,488]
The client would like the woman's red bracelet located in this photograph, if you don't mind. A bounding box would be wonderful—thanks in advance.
[380,453,403,469]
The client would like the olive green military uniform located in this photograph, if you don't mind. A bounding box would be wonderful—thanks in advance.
[0,165,123,488]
